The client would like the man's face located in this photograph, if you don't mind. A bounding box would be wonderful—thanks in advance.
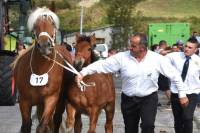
[129,36,143,57]
[184,42,198,56]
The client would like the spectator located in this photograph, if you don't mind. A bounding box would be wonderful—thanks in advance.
[176,40,184,52]
[16,40,26,55]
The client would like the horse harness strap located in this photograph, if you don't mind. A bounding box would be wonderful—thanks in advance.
[44,51,95,91]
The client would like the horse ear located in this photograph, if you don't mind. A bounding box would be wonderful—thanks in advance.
[90,33,96,46]
[75,32,80,42]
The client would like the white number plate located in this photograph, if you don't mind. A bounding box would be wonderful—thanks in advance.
[30,73,48,86]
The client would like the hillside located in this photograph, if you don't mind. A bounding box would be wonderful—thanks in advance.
[21,0,200,32]
[137,0,200,18]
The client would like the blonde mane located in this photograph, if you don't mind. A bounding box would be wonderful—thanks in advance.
[27,7,59,32]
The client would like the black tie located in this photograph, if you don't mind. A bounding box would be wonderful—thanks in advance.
[181,56,191,81]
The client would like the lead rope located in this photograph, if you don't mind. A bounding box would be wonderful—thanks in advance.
[30,45,56,74]
[43,51,95,91]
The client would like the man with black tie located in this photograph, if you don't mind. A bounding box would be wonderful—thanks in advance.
[167,36,200,133]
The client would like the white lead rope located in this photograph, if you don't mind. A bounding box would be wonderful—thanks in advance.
[43,51,95,91]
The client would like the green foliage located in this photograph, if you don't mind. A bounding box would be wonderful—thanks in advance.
[24,0,200,42]
[103,0,146,49]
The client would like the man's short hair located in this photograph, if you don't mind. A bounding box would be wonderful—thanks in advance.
[187,36,199,48]
[132,33,148,48]
[159,40,167,46]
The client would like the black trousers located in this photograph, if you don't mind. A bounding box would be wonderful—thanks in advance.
[121,92,158,133]
[171,93,198,133]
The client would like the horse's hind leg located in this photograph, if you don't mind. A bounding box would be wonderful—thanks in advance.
[74,112,82,133]
[19,100,32,133]
[66,103,76,133]
[104,102,115,133]
[53,97,65,133]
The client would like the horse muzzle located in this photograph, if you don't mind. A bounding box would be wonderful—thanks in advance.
[74,58,85,71]
[37,41,53,55]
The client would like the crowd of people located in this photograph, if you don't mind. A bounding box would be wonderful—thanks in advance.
[76,33,200,133]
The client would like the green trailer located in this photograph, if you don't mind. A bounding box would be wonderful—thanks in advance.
[148,23,190,48]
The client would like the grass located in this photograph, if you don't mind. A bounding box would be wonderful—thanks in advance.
[137,0,200,18]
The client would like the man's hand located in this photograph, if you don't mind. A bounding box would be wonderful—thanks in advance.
[179,96,189,107]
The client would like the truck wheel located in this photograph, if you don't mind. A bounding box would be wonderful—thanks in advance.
[0,55,16,105]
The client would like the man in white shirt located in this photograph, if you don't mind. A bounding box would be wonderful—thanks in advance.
[76,33,188,133]
[167,36,200,133]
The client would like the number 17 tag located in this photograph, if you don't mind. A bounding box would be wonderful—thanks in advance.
[30,73,48,86]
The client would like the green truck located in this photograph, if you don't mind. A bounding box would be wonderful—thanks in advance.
[148,23,190,48]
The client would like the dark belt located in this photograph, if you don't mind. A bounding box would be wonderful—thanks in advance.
[122,91,157,100]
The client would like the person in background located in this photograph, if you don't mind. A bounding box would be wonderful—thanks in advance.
[150,44,159,52]
[176,40,184,52]
[62,42,75,61]
[76,33,188,133]
[16,40,26,55]
[158,40,172,55]
[167,36,200,133]
[172,43,181,52]
[157,40,172,106]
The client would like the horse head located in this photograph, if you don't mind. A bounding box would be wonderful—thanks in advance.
[74,33,96,71]
[27,7,59,55]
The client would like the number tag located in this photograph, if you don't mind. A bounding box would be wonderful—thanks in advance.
[30,73,48,86]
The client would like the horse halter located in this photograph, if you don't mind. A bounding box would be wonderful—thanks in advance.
[38,31,56,46]
[34,15,57,47]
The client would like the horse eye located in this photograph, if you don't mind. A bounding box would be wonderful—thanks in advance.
[88,48,92,51]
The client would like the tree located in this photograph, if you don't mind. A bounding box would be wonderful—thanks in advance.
[103,0,146,49]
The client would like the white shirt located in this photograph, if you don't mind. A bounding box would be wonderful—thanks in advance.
[80,50,187,98]
[167,52,200,94]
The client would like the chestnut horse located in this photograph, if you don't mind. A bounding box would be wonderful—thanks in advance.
[65,34,115,133]
[13,7,73,133]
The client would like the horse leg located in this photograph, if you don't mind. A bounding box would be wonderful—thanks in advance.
[36,96,58,133]
[19,99,32,133]
[74,112,82,133]
[88,107,99,133]
[53,97,65,133]
[66,103,76,133]
[104,102,115,133]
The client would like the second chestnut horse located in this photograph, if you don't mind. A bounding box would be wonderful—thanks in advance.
[65,34,115,133]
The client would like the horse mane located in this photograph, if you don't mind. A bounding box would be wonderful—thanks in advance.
[11,45,34,70]
[77,35,91,44]
[27,7,59,32]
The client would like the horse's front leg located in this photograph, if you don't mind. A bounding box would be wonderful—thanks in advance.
[19,99,32,133]
[66,103,76,133]
[104,102,115,133]
[36,96,58,133]
[88,107,99,133]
